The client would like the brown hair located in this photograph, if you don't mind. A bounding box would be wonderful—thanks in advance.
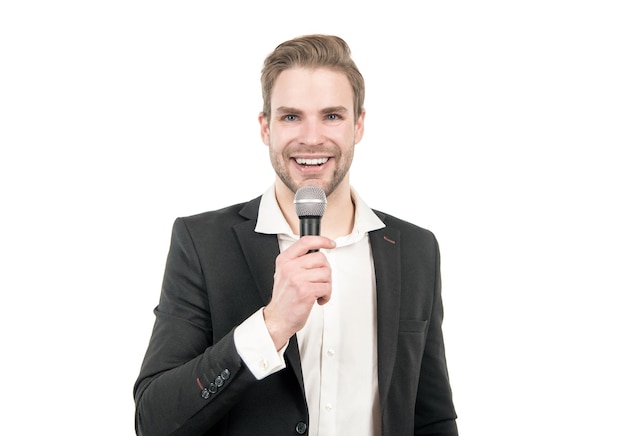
[261,34,365,119]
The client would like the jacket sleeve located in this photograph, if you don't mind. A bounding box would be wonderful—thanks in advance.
[133,218,258,436]
[413,236,458,436]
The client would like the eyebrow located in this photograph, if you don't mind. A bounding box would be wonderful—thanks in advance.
[275,106,349,116]
[275,106,304,116]
[321,106,348,115]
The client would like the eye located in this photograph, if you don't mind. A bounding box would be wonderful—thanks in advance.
[326,114,341,121]
[282,114,299,122]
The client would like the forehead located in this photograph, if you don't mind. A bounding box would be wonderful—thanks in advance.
[271,67,354,113]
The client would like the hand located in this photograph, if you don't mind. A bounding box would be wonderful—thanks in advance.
[263,236,336,349]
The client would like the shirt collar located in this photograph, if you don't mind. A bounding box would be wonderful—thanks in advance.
[255,184,385,244]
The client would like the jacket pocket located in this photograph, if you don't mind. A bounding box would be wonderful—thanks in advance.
[398,319,428,333]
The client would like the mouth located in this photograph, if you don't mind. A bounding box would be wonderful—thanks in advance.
[294,157,329,167]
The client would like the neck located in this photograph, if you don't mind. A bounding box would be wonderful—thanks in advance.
[275,181,355,240]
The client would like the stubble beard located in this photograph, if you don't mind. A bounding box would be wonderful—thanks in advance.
[269,143,354,198]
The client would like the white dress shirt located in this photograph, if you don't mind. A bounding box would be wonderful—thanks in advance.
[234,185,385,436]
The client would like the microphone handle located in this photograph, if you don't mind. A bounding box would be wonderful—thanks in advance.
[300,216,321,252]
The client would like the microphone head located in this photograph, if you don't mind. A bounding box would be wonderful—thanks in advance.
[294,186,327,218]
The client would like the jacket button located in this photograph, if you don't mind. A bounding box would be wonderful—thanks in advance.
[208,382,218,394]
[295,421,307,434]
[200,389,210,400]
[221,369,231,380]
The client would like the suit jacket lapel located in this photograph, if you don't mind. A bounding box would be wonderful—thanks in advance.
[233,197,305,393]
[233,204,277,307]
[370,217,402,414]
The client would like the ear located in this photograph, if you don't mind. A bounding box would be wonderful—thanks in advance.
[354,108,366,144]
[259,112,270,146]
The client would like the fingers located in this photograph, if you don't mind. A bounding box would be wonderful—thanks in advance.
[315,292,331,306]
[264,236,335,348]
[288,251,331,275]
[275,238,333,290]
[276,252,332,302]
[279,236,336,261]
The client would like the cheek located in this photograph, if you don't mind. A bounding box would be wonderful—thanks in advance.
[337,129,358,148]
[269,131,294,153]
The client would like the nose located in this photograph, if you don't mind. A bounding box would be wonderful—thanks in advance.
[300,118,323,146]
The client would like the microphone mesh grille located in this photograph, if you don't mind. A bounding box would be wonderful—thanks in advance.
[294,186,327,218]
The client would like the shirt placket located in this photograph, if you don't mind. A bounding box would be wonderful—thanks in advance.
[317,249,340,436]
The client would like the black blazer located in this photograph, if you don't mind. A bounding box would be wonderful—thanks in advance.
[134,196,457,435]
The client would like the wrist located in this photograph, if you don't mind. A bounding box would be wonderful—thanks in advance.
[262,307,290,350]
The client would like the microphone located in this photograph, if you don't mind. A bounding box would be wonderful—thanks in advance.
[294,186,327,251]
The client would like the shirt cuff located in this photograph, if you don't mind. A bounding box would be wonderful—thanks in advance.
[234,307,288,380]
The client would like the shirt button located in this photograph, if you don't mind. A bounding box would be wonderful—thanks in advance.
[295,421,307,434]
[260,359,269,371]
[325,403,333,411]
[326,349,335,357]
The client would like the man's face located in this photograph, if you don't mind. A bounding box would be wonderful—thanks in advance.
[260,67,365,197]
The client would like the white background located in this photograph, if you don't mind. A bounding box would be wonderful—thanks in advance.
[1,1,625,434]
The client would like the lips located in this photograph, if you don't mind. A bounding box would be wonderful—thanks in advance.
[294,157,329,166]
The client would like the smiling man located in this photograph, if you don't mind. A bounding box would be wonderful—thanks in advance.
[134,34,458,436]
[262,67,361,200]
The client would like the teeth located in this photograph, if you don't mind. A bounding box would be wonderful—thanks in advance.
[295,157,329,165]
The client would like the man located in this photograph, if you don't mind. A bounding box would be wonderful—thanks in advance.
[134,34,457,436]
